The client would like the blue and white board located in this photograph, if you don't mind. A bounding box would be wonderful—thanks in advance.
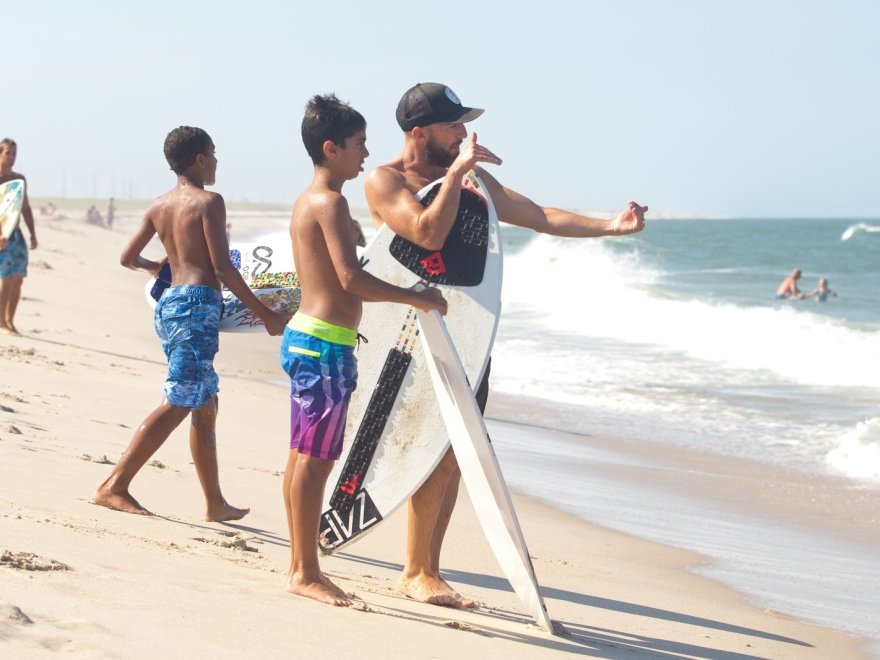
[144,241,300,332]
[418,309,554,633]
[0,179,25,243]
[318,172,503,553]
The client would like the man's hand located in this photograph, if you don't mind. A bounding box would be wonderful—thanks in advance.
[450,132,503,178]
[29,235,38,250]
[0,236,7,251]
[411,285,448,315]
[611,201,648,235]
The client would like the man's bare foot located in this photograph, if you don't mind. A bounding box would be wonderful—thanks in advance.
[286,572,352,606]
[0,325,21,337]
[205,501,250,522]
[397,575,476,609]
[92,488,153,516]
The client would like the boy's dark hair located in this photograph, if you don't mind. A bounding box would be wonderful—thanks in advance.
[301,94,366,165]
[163,126,213,174]
[0,138,16,153]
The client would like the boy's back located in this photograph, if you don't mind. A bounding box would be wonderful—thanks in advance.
[148,186,226,290]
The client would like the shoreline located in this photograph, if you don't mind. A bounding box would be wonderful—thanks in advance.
[0,210,872,658]
[486,392,880,651]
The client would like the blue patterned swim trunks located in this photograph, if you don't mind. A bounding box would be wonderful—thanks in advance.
[0,228,28,278]
[280,315,358,461]
[154,284,222,409]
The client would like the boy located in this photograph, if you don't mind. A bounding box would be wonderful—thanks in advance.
[94,126,288,521]
[281,95,446,606]
[0,138,38,336]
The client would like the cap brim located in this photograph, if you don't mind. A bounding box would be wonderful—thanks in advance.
[454,107,484,124]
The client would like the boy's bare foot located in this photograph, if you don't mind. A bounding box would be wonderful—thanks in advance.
[0,324,21,336]
[286,573,352,606]
[397,575,476,609]
[205,501,250,522]
[92,488,153,516]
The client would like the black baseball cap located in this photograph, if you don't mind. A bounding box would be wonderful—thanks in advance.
[396,83,484,131]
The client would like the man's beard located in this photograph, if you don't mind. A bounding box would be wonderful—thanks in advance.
[425,139,457,168]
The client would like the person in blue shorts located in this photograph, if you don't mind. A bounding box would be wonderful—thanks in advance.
[93,126,289,521]
[0,138,38,337]
[280,94,446,606]
[775,268,804,299]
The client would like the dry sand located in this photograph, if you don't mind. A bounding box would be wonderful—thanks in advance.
[0,206,870,658]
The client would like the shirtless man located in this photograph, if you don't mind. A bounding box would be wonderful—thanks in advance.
[0,138,38,336]
[775,268,803,299]
[94,126,288,521]
[281,94,446,605]
[365,82,647,608]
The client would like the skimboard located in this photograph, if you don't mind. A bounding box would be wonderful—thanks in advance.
[144,241,300,332]
[0,179,25,244]
[417,309,554,632]
[318,172,502,553]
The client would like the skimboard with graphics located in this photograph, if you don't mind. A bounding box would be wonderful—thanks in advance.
[0,179,25,243]
[144,241,300,332]
[418,309,555,633]
[317,172,502,553]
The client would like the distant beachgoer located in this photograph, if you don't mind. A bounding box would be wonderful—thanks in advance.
[106,197,116,229]
[365,82,647,608]
[280,94,446,606]
[0,138,38,337]
[86,205,104,226]
[93,126,289,521]
[775,268,803,299]
[39,202,56,217]
[806,277,836,302]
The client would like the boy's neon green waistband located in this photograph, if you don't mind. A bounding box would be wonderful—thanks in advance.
[288,313,357,347]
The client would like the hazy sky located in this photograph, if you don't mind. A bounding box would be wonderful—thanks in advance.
[6,0,878,217]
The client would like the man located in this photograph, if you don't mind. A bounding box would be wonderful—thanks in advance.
[0,138,38,337]
[775,268,803,299]
[364,82,647,608]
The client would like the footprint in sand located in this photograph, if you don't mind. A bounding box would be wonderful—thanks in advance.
[0,551,71,572]
[193,533,260,553]
[0,602,34,625]
[79,454,114,465]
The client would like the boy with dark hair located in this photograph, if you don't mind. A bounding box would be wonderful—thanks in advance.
[281,95,447,605]
[94,126,288,521]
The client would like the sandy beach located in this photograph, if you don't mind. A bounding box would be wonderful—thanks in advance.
[0,206,871,659]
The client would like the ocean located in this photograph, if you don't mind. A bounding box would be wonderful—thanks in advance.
[483,217,880,648]
[491,217,880,483]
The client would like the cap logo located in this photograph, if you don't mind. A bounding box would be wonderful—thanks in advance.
[444,87,461,106]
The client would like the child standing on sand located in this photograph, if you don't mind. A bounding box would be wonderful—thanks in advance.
[280,95,447,606]
[94,126,288,521]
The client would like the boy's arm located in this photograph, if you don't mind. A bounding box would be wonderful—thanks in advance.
[120,211,165,276]
[321,195,447,313]
[201,193,288,335]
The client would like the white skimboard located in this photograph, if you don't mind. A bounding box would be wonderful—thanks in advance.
[0,179,25,243]
[417,308,554,633]
[145,241,300,332]
[318,172,502,553]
